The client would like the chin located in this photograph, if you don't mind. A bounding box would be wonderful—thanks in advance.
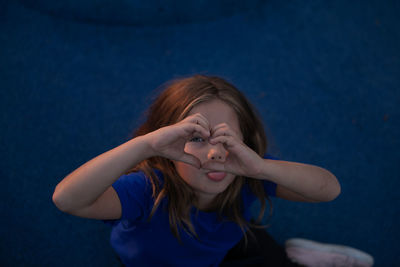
[201,175,236,194]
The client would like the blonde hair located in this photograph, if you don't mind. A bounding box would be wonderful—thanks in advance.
[130,75,272,243]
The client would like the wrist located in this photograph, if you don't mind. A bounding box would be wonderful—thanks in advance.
[138,132,161,158]
[253,158,274,181]
[130,134,157,159]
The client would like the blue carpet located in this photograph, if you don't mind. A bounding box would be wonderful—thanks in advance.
[1,0,399,265]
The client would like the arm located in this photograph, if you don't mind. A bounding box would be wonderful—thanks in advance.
[52,136,153,219]
[202,123,341,203]
[52,113,210,219]
[254,159,341,202]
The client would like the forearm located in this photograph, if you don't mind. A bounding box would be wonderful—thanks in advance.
[255,159,341,202]
[52,135,153,211]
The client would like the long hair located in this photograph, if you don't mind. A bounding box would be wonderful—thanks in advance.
[129,75,272,243]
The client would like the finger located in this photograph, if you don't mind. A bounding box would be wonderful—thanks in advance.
[211,123,228,134]
[194,118,210,136]
[211,127,231,138]
[209,135,237,148]
[183,116,210,137]
[210,126,237,141]
[182,123,210,140]
[211,125,240,140]
[186,113,210,131]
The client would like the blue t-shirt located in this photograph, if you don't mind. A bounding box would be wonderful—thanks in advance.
[106,158,277,266]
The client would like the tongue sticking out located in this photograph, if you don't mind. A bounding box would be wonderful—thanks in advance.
[207,172,226,181]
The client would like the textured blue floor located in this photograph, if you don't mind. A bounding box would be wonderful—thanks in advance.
[1,0,399,266]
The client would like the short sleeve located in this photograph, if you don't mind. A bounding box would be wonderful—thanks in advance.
[262,154,279,197]
[111,172,153,222]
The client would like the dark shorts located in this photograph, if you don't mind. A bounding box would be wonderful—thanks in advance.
[220,227,300,266]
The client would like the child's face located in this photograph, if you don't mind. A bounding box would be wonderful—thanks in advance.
[174,99,242,209]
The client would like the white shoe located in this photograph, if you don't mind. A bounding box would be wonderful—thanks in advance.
[285,238,374,267]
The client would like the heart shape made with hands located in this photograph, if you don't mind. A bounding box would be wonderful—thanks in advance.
[181,128,262,178]
[154,114,261,177]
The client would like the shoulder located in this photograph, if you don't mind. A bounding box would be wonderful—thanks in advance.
[113,169,164,208]
[108,169,165,223]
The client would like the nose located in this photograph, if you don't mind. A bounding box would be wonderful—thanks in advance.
[207,143,227,162]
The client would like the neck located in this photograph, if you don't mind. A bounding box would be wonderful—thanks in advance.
[194,193,218,212]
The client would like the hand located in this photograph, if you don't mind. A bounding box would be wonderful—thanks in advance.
[201,123,264,178]
[145,114,211,168]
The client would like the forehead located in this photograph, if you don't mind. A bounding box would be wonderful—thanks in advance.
[188,99,240,132]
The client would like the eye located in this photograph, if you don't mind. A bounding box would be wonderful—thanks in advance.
[189,137,205,143]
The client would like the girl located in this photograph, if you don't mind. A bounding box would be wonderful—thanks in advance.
[53,75,366,266]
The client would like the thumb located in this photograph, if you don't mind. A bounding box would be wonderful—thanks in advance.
[179,153,201,169]
[201,161,225,172]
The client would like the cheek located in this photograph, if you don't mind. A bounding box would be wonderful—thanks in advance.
[184,144,205,160]
[174,161,196,178]
[184,143,195,154]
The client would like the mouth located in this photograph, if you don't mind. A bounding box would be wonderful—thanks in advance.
[206,172,227,182]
